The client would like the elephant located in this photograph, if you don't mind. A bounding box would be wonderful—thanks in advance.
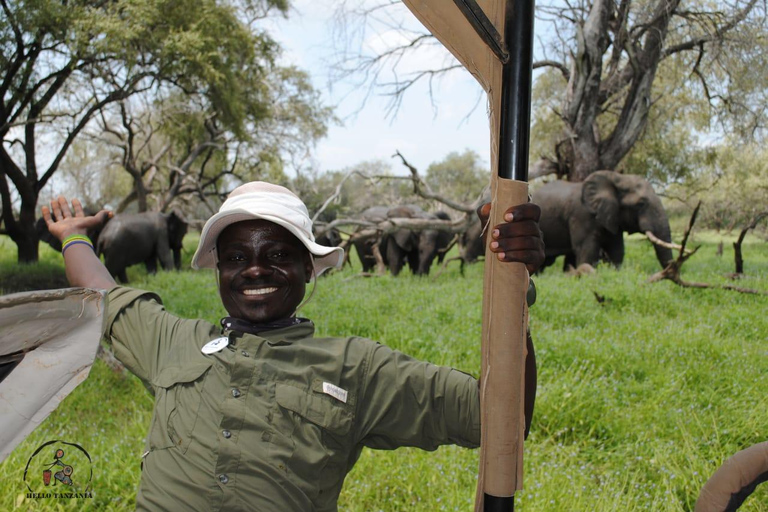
[314,225,342,249]
[313,224,343,272]
[380,205,453,276]
[352,206,389,272]
[532,170,673,271]
[459,216,485,268]
[96,211,188,283]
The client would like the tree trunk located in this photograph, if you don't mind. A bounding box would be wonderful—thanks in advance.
[11,200,41,264]
[562,0,682,182]
[563,0,613,182]
[14,229,40,264]
[136,179,148,212]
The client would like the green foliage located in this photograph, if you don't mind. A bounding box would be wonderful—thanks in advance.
[664,141,768,235]
[530,69,567,163]
[424,149,489,204]
[1,0,332,261]
[1,231,767,510]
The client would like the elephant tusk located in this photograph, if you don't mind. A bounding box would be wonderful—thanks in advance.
[644,231,684,251]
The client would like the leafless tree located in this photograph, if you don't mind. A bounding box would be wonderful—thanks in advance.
[648,202,765,294]
[332,0,765,181]
[731,211,768,275]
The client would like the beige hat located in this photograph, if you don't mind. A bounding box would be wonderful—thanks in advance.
[191,182,344,277]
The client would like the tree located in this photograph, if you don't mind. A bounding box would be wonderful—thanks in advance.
[331,0,766,182]
[664,141,768,234]
[425,149,488,205]
[89,61,331,219]
[0,0,300,262]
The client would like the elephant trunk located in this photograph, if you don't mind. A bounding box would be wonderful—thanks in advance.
[639,210,674,269]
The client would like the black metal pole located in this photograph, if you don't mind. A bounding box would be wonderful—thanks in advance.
[497,0,535,182]
[483,0,535,508]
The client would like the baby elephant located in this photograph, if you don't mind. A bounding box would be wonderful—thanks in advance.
[97,211,188,283]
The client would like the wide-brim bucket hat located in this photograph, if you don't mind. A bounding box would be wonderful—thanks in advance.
[191,181,344,277]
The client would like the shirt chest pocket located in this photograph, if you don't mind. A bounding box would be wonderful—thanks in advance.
[148,362,213,454]
[273,383,355,499]
[275,383,354,436]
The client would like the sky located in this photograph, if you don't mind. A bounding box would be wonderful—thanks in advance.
[267,0,493,176]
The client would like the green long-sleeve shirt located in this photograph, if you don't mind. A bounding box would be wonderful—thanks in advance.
[104,286,481,511]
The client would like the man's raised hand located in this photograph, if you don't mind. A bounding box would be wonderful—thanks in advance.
[42,197,112,242]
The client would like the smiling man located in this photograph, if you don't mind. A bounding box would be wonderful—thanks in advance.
[216,219,312,322]
[42,181,544,511]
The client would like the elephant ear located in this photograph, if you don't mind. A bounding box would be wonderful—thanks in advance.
[582,171,620,234]
[391,229,414,251]
[168,210,189,247]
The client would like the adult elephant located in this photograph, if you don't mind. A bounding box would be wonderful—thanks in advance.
[423,211,454,270]
[532,170,673,271]
[381,205,453,276]
[460,216,484,266]
[96,211,188,283]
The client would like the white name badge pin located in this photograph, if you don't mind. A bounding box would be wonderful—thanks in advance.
[202,336,229,355]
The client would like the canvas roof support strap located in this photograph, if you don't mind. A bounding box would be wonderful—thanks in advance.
[451,0,509,63]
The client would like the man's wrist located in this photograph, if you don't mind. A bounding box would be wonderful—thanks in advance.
[62,234,95,256]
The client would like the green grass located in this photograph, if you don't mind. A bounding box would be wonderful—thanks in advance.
[1,231,767,511]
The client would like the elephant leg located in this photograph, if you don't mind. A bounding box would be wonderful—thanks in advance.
[408,250,422,275]
[386,240,405,276]
[562,253,576,272]
[145,257,158,274]
[157,250,174,271]
[155,228,175,271]
[602,234,625,268]
[363,241,376,272]
[104,255,128,283]
[573,234,602,267]
[173,248,182,270]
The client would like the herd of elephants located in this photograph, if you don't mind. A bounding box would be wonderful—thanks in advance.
[36,171,674,282]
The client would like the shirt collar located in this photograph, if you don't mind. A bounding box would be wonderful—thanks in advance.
[220,316,315,343]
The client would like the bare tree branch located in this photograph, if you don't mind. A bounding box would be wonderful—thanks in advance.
[732,211,768,275]
[648,202,766,294]
[392,150,479,213]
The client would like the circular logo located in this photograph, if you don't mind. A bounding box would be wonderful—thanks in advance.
[23,440,93,493]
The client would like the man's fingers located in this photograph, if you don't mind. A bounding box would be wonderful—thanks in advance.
[57,196,72,218]
[494,248,545,269]
[492,220,542,239]
[72,198,85,217]
[490,237,543,252]
[50,198,63,222]
[95,209,113,226]
[41,205,53,225]
[502,203,541,223]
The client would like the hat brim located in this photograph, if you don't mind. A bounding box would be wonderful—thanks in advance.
[191,210,344,277]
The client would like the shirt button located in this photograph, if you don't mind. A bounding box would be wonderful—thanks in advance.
[241,350,250,357]
[222,430,231,439]
[231,388,241,398]
[219,474,229,484]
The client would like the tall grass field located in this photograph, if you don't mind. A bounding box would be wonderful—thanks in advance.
[1,230,767,511]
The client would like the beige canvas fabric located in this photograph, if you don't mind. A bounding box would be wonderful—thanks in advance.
[400,1,527,505]
[0,288,106,462]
